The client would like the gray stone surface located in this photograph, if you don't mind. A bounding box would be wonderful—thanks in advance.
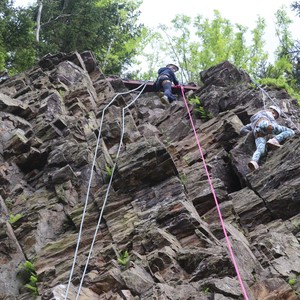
[0,54,299,299]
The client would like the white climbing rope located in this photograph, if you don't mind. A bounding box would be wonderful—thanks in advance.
[261,88,266,110]
[73,82,148,300]
[64,81,149,300]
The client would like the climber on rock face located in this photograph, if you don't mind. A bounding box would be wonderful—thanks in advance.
[153,63,180,104]
[240,105,295,171]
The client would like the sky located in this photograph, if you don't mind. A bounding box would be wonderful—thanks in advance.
[14,0,300,63]
[139,0,300,62]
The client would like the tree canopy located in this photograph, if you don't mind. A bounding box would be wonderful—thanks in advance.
[1,0,300,98]
[31,0,144,74]
[0,0,144,75]
[133,8,297,85]
[0,0,36,74]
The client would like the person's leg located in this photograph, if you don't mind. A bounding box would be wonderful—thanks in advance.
[248,136,266,170]
[259,121,295,143]
[156,78,169,104]
[252,137,267,162]
[270,124,295,143]
[248,137,267,171]
[162,80,176,102]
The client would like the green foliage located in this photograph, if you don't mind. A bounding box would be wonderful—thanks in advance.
[274,7,293,58]
[133,10,269,83]
[8,213,23,224]
[129,28,165,81]
[252,271,257,283]
[188,97,212,121]
[258,77,300,106]
[18,260,38,296]
[105,164,113,179]
[0,0,298,105]
[0,1,36,74]
[182,155,190,164]
[131,4,300,100]
[288,277,297,286]
[0,0,145,74]
[287,275,300,296]
[164,138,172,146]
[179,173,187,185]
[261,6,299,95]
[117,250,130,267]
[29,0,144,74]
[248,17,268,77]
[24,282,38,295]
[188,97,201,106]
[58,89,65,98]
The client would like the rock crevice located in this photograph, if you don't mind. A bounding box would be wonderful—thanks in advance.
[0,52,299,299]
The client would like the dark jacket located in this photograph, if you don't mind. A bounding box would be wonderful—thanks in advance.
[153,67,179,91]
[157,67,179,85]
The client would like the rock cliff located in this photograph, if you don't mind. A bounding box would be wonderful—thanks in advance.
[0,52,300,300]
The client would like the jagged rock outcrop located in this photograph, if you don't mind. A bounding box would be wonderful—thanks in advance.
[0,52,300,300]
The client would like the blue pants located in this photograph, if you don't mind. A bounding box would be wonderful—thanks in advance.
[156,77,177,102]
[252,120,295,162]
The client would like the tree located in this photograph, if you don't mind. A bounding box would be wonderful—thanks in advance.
[0,0,36,74]
[265,7,294,82]
[247,17,269,78]
[291,1,300,86]
[29,0,144,74]
[291,1,300,17]
[133,11,268,84]
[126,28,165,81]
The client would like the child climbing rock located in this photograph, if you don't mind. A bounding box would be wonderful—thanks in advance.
[240,105,295,171]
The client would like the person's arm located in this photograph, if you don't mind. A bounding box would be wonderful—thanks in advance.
[167,69,179,85]
[240,124,252,136]
[172,72,179,85]
[173,78,179,85]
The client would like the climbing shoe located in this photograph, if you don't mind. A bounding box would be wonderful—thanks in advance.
[160,95,169,105]
[248,160,259,171]
[267,138,282,149]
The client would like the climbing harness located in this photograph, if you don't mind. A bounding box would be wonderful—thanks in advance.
[64,81,148,300]
[179,85,250,300]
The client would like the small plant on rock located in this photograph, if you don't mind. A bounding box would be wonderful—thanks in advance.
[179,173,187,185]
[8,213,23,224]
[18,260,38,296]
[251,270,257,283]
[105,164,113,179]
[188,96,212,121]
[288,277,297,286]
[117,250,130,268]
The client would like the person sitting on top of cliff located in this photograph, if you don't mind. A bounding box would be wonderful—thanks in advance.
[153,63,180,104]
[240,105,295,171]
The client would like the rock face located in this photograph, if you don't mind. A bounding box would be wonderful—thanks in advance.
[0,52,300,300]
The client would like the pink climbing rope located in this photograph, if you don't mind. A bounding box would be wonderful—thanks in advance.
[179,85,249,300]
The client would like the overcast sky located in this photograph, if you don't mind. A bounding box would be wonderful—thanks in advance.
[14,0,300,63]
[140,0,300,60]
